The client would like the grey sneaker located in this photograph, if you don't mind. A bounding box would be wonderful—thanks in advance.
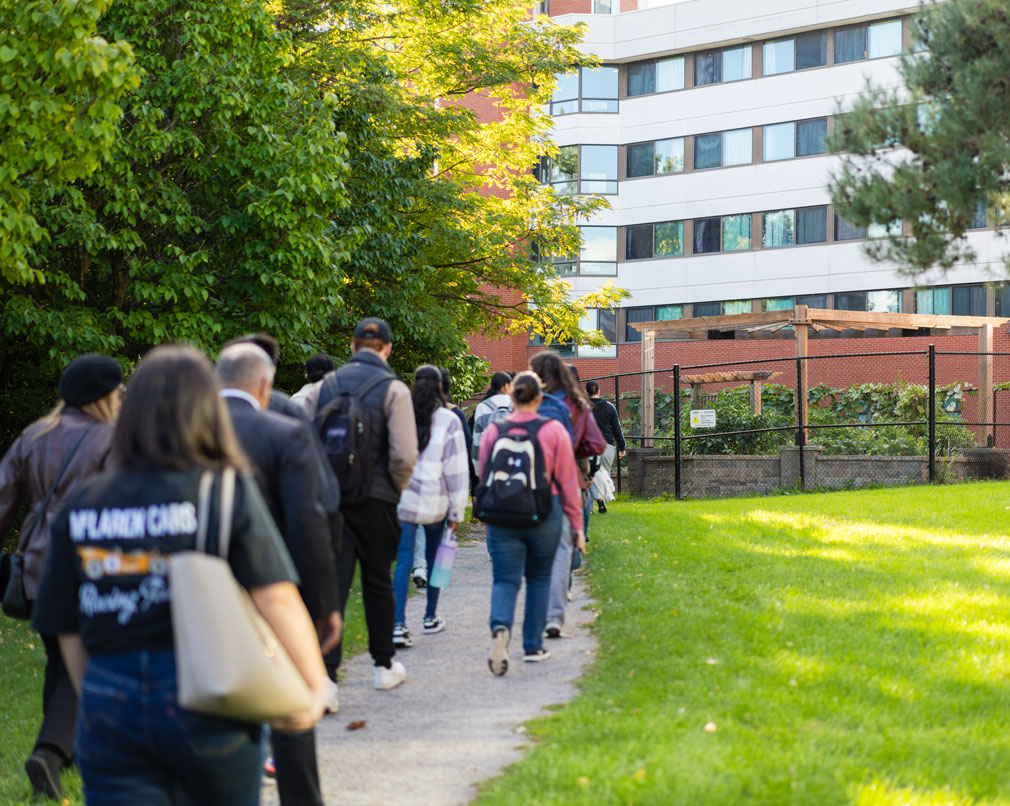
[412,566,427,588]
[393,623,413,648]
[423,616,446,634]
[488,627,510,676]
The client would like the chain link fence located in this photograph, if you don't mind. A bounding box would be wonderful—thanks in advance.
[587,347,1010,499]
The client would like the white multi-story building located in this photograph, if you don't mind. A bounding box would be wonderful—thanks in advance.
[534,0,1008,360]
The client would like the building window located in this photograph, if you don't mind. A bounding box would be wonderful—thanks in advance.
[797,206,828,244]
[695,128,752,170]
[693,301,722,317]
[764,297,794,312]
[580,145,618,194]
[695,44,752,86]
[868,19,903,58]
[797,294,828,308]
[627,56,685,97]
[626,220,684,260]
[834,26,867,64]
[952,284,986,316]
[763,39,794,75]
[657,304,683,321]
[867,219,903,238]
[722,215,752,251]
[867,289,901,313]
[627,138,684,178]
[545,146,577,193]
[762,210,795,248]
[763,118,827,161]
[580,226,617,275]
[834,214,867,241]
[693,218,721,254]
[916,287,951,315]
[796,31,828,69]
[835,291,867,311]
[834,19,902,65]
[551,67,619,115]
[625,306,653,342]
[592,0,617,13]
[763,32,827,75]
[970,201,988,229]
[579,309,618,358]
[723,300,751,315]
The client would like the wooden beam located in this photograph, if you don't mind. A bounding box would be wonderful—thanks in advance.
[642,328,656,448]
[979,323,994,446]
[630,309,793,334]
[803,308,1007,330]
[750,380,763,416]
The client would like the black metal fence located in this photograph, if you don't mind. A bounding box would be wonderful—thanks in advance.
[587,346,1010,499]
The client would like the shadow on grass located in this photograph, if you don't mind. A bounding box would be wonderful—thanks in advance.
[476,484,1010,806]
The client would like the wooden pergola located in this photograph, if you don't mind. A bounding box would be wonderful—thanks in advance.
[630,304,1009,444]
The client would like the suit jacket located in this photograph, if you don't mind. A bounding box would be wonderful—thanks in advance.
[225,396,337,620]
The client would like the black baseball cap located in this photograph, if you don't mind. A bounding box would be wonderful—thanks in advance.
[353,317,393,343]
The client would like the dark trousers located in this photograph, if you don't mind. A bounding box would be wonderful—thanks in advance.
[324,498,400,673]
[272,729,323,806]
[37,632,76,763]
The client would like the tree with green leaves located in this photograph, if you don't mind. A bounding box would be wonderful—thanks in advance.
[830,0,1010,274]
[0,0,139,283]
[276,0,625,396]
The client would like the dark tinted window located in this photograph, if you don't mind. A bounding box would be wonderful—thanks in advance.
[795,31,827,69]
[797,206,828,244]
[626,224,654,260]
[834,214,866,241]
[695,52,721,86]
[598,309,618,343]
[693,301,722,317]
[695,133,722,169]
[627,143,655,178]
[970,201,987,229]
[625,307,654,342]
[835,292,867,311]
[796,294,828,308]
[627,63,655,97]
[693,218,721,254]
[952,285,986,316]
[797,119,828,156]
[834,27,866,63]
[996,287,1010,317]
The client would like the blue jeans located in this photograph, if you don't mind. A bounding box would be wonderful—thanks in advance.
[75,650,263,806]
[394,520,445,625]
[487,497,563,653]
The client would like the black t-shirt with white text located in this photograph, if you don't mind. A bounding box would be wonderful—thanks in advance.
[33,468,298,656]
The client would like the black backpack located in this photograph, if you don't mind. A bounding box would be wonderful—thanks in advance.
[474,418,553,528]
[315,370,394,507]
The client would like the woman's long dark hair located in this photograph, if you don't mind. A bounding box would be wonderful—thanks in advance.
[412,364,448,453]
[482,371,513,401]
[529,351,589,411]
[113,345,249,473]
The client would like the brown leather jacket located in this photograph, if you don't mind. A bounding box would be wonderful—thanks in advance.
[0,409,114,599]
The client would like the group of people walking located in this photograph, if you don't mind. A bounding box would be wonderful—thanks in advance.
[0,316,626,805]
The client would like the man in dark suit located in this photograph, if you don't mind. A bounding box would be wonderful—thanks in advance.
[216,342,341,806]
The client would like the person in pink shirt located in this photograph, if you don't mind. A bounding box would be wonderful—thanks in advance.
[477,372,585,674]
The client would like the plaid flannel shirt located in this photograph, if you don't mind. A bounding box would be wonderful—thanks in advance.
[396,407,469,525]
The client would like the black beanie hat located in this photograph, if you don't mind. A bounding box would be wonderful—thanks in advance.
[58,354,124,407]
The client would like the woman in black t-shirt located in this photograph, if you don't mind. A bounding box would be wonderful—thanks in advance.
[33,345,329,806]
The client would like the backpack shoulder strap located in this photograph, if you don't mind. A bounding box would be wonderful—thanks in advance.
[355,370,396,401]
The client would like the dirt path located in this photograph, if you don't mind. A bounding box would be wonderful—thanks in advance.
[262,534,597,806]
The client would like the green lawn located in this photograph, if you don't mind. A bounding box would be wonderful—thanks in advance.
[476,483,1010,806]
[0,577,369,806]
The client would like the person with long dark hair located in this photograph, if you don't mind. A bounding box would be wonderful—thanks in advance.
[32,345,329,805]
[393,365,468,647]
[477,372,583,673]
[471,371,513,474]
[0,355,123,800]
[528,352,604,639]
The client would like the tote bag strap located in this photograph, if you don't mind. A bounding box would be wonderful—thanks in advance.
[194,467,236,558]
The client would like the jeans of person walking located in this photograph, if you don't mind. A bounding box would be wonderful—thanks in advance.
[487,498,563,653]
[394,520,445,624]
[75,650,262,806]
[546,515,574,628]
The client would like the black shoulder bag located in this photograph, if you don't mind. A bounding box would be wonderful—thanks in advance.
[1,427,92,620]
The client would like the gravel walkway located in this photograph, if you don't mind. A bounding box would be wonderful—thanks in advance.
[262,533,597,806]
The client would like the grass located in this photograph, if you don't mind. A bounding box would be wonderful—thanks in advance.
[0,576,369,806]
[475,482,1010,806]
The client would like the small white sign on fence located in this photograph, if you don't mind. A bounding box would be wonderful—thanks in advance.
[690,409,717,429]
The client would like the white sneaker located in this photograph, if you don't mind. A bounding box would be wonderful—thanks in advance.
[374,660,406,690]
[324,678,339,713]
[488,627,510,676]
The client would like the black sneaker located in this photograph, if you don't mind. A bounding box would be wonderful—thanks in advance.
[25,749,62,800]
[523,648,552,663]
[597,500,607,514]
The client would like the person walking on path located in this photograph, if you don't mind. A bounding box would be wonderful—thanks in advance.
[477,372,584,675]
[393,365,468,648]
[586,381,625,514]
[314,318,418,690]
[0,354,123,800]
[292,354,335,409]
[32,345,329,806]
[470,371,513,475]
[528,353,604,640]
[216,343,342,806]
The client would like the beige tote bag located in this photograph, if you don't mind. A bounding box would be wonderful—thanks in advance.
[171,468,312,723]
